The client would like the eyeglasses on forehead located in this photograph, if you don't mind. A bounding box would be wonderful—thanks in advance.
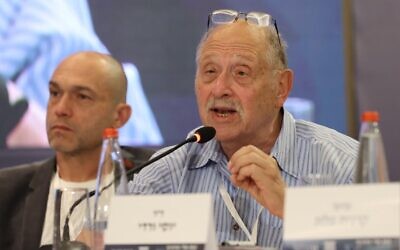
[207,9,282,46]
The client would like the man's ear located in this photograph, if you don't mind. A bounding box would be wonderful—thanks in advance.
[276,69,294,107]
[112,103,132,129]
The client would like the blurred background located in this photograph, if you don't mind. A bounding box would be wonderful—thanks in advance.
[0,0,399,181]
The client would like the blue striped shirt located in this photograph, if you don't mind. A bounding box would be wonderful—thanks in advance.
[129,110,359,248]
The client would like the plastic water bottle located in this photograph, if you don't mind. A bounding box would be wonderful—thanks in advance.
[354,111,389,183]
[92,128,128,248]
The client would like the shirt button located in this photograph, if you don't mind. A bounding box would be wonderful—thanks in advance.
[232,223,240,231]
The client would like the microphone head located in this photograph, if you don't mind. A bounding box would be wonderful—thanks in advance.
[193,126,216,143]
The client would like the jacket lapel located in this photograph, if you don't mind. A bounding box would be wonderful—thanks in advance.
[21,158,56,250]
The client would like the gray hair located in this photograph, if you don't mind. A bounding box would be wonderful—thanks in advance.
[196,24,288,70]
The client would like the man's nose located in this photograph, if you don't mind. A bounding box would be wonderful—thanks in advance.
[53,95,72,117]
[212,70,233,97]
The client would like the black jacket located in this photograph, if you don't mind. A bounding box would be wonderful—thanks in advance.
[0,147,154,250]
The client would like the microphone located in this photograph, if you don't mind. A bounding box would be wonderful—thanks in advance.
[59,126,216,248]
[185,125,216,143]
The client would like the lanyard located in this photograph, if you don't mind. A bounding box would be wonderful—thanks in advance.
[219,184,263,245]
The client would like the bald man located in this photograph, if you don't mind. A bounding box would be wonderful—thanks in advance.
[0,52,132,249]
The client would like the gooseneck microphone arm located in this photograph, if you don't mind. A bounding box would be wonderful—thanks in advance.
[126,135,195,179]
[123,125,216,180]
[60,126,216,245]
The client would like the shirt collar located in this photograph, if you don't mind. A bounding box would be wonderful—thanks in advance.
[186,137,225,170]
[186,109,299,178]
[270,108,300,178]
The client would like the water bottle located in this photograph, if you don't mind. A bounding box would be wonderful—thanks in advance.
[354,111,389,183]
[92,128,129,248]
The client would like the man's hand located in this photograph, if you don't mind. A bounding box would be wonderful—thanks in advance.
[228,145,286,218]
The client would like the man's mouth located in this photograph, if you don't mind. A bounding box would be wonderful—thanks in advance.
[210,107,237,117]
[52,124,72,131]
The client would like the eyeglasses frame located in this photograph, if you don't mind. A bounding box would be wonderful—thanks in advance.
[207,9,282,47]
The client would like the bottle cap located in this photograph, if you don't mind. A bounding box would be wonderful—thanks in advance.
[361,111,379,122]
[103,128,118,138]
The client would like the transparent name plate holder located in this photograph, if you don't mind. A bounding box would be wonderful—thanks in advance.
[220,241,277,250]
[283,238,399,250]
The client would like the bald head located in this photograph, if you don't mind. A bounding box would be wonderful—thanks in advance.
[55,51,128,103]
[46,51,132,156]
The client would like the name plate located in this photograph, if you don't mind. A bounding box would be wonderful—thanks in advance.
[283,183,400,249]
[105,193,218,250]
